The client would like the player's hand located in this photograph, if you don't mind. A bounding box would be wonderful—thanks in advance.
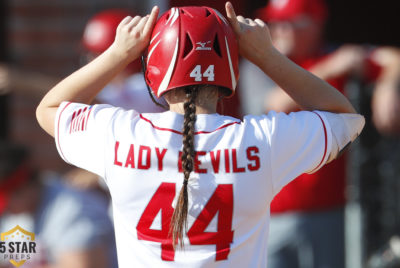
[110,6,159,63]
[225,2,274,67]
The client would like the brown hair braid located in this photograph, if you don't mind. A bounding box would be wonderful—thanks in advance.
[170,86,198,249]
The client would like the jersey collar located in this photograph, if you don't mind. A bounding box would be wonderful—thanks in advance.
[139,111,241,135]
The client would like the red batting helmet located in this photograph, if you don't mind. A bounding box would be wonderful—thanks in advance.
[144,6,239,98]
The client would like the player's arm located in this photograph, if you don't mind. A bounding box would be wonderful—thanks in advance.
[36,7,159,137]
[225,2,356,114]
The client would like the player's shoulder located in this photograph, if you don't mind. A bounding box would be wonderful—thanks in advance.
[88,103,139,121]
[242,111,282,126]
[244,110,323,121]
[242,110,326,133]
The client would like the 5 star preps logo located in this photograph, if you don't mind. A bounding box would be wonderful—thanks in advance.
[0,225,37,267]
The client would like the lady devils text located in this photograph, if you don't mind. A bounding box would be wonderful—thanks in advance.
[113,141,261,173]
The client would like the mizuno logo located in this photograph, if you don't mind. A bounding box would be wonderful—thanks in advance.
[196,41,211,51]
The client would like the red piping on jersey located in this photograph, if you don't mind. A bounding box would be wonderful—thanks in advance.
[80,107,88,131]
[309,112,327,173]
[84,106,93,130]
[140,114,182,134]
[139,114,240,135]
[57,102,72,161]
[195,122,240,134]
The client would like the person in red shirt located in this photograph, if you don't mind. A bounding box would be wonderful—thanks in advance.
[238,0,400,267]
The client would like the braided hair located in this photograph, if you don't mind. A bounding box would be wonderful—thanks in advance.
[169,86,198,248]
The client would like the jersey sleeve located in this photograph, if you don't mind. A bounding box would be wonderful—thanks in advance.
[265,111,333,195]
[54,102,133,178]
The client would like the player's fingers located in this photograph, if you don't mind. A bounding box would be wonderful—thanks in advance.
[143,6,159,37]
[120,16,132,25]
[136,15,149,31]
[237,15,247,25]
[225,2,241,33]
[117,16,132,31]
[254,18,266,27]
[246,18,257,26]
[127,16,142,31]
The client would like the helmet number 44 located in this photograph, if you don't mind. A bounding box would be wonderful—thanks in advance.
[190,65,215,82]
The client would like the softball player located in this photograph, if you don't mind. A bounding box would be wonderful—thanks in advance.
[36,3,364,267]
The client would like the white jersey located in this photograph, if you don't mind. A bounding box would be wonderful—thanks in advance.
[55,102,347,268]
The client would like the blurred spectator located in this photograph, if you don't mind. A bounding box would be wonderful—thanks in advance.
[0,141,117,268]
[240,0,400,136]
[239,0,400,267]
[262,45,400,136]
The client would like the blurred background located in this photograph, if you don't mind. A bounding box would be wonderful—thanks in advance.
[0,0,399,267]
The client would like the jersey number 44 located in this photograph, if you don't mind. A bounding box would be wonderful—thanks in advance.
[136,182,234,261]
